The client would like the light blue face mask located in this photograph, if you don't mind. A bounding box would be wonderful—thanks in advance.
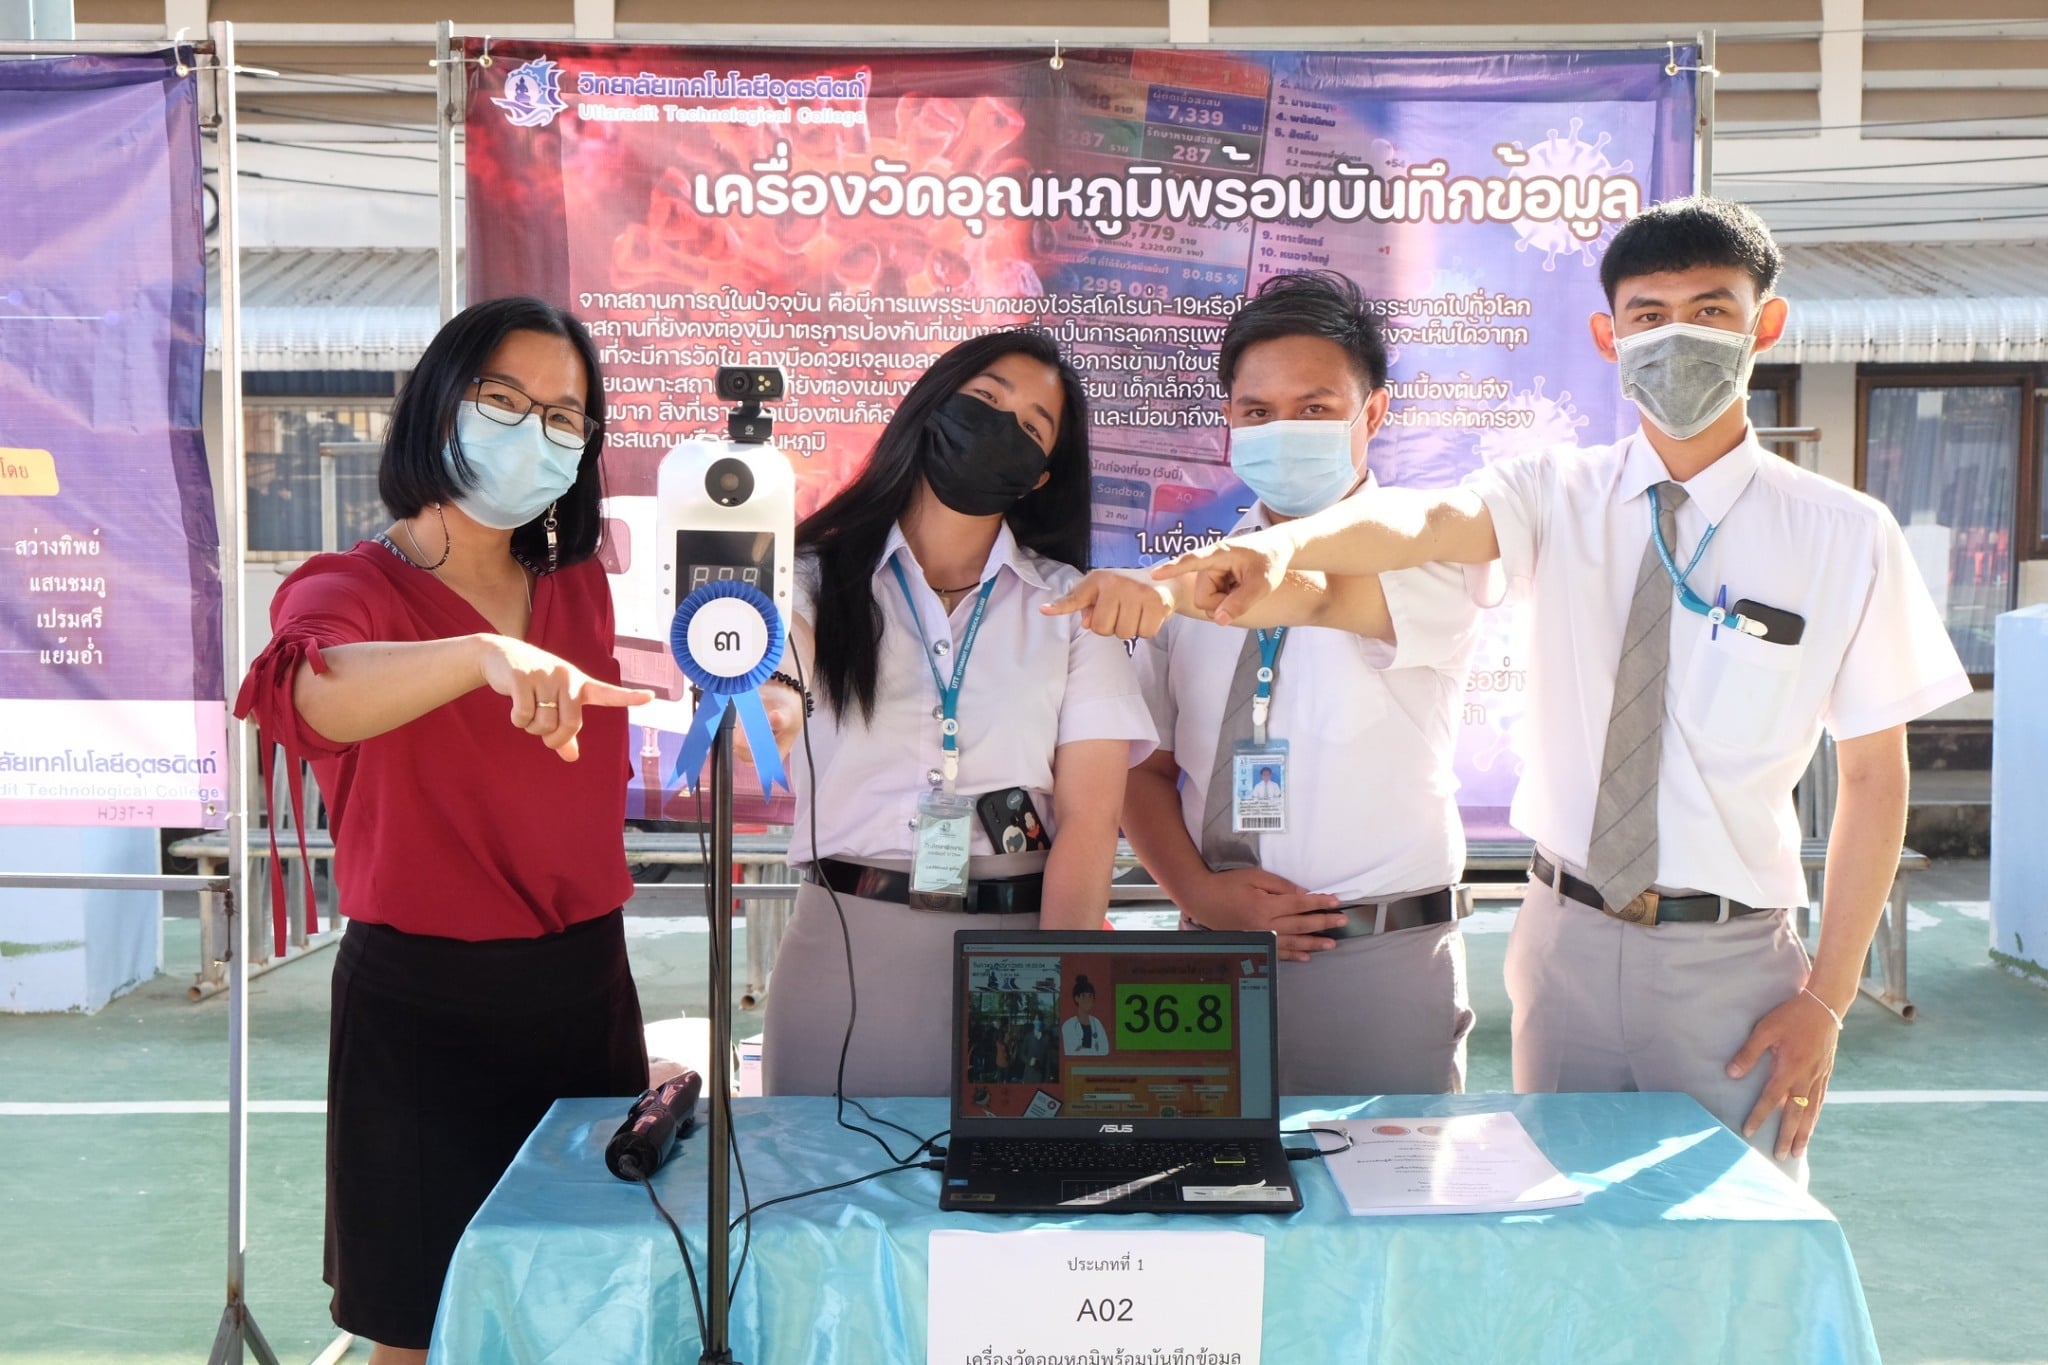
[444,404,583,530]
[1228,410,1365,518]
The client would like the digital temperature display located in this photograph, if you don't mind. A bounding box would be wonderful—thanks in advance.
[674,529,774,601]
[1114,982,1232,1051]
[685,564,761,591]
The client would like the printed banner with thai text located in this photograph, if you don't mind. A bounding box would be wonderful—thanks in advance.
[0,55,224,828]
[465,44,1696,829]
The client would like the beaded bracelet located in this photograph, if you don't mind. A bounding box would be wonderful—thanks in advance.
[766,671,814,717]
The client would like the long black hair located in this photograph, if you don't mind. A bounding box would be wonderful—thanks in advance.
[379,295,608,570]
[798,328,1092,723]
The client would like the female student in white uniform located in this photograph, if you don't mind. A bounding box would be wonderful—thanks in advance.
[762,329,1156,1097]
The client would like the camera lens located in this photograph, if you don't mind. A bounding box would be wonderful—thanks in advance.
[705,456,754,507]
[716,369,750,401]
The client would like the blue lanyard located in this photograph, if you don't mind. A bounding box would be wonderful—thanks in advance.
[1251,628,1286,744]
[1647,486,1763,638]
[889,557,998,792]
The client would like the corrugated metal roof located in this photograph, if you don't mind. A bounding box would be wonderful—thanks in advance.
[1777,240,2048,364]
[205,248,439,371]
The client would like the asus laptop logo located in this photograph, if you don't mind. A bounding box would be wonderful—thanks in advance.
[1098,1123,1133,1134]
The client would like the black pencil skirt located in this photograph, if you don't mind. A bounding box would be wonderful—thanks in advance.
[324,909,648,1349]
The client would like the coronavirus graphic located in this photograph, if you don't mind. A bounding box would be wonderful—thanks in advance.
[1476,376,1589,465]
[1499,118,1634,270]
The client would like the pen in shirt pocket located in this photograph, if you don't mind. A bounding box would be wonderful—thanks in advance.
[1712,584,1727,641]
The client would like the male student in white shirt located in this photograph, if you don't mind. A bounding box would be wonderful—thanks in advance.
[1153,198,1971,1178]
[1061,975,1112,1056]
[1051,270,1484,1095]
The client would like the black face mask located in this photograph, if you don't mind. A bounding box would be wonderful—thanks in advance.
[918,392,1052,516]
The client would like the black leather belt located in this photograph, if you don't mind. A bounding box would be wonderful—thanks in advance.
[1530,851,1774,926]
[1319,888,1460,940]
[810,857,1043,917]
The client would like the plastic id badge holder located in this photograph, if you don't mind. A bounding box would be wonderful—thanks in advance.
[911,790,976,905]
[1232,628,1290,835]
[891,563,999,911]
[1232,739,1289,834]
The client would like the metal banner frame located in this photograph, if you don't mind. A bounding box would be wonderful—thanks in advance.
[439,26,1715,1364]
[0,23,277,1364]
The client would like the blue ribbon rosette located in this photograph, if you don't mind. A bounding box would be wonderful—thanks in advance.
[668,580,792,799]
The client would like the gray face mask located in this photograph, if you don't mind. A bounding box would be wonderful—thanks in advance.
[1614,319,1759,440]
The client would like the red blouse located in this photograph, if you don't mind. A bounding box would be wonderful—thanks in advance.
[234,543,633,941]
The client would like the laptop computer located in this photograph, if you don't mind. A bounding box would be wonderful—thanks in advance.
[940,929,1301,1215]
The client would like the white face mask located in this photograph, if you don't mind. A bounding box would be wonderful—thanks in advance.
[1228,409,1365,518]
[444,405,582,530]
[1614,319,1759,441]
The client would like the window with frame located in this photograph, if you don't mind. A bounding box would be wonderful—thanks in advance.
[245,372,401,558]
[1747,365,1798,461]
[1858,368,2036,679]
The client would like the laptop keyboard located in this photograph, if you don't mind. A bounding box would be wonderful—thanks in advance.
[967,1139,1265,1178]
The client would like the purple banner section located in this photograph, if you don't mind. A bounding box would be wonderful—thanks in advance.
[0,55,225,829]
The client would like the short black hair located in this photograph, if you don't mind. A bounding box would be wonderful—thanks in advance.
[1218,270,1388,395]
[1599,196,1782,307]
[379,296,609,570]
[1073,975,1095,1001]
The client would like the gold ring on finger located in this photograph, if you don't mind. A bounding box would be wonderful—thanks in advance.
[535,700,559,709]
[1791,1096,1811,1108]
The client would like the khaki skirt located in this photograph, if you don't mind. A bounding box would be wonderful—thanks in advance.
[762,862,1041,1098]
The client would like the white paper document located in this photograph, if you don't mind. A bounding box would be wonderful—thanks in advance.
[926,1229,1264,1364]
[1321,1111,1586,1216]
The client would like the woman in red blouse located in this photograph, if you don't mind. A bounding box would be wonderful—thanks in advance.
[235,298,653,1364]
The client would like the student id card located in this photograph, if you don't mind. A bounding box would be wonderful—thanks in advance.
[1231,739,1289,835]
[911,790,976,905]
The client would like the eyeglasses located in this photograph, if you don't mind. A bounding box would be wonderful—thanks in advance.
[468,377,599,451]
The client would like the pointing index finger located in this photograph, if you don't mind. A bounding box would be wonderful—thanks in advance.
[579,679,656,708]
[1040,582,1094,616]
[1151,548,1217,580]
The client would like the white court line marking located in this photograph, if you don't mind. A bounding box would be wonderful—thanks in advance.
[4,1092,2046,1116]
[0,1100,327,1115]
[1824,1090,2048,1104]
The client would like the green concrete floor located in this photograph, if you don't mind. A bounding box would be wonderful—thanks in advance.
[0,861,2043,1363]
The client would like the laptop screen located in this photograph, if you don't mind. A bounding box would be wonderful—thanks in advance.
[953,933,1275,1124]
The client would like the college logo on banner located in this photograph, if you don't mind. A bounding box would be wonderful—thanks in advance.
[493,57,568,128]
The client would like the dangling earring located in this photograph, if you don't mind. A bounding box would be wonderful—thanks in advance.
[401,502,452,571]
[543,501,559,573]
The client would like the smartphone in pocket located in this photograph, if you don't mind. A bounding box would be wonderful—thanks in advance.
[975,787,1052,853]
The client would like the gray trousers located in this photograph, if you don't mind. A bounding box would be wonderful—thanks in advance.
[1276,919,1473,1097]
[1506,878,1814,1185]
[762,879,1035,1098]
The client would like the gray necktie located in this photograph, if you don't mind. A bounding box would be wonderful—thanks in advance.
[1199,630,1285,872]
[1585,481,1688,914]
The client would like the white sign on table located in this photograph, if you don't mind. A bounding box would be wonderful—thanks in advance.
[926,1229,1264,1365]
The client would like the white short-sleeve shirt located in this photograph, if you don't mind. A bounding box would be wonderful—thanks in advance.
[789,522,1157,862]
[1136,505,1485,901]
[1466,428,1971,909]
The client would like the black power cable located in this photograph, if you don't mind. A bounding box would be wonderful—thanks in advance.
[790,646,949,1167]
[639,1174,709,1345]
[670,634,950,1326]
[1281,1126,1357,1161]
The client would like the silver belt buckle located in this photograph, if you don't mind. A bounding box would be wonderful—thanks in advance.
[1610,890,1660,926]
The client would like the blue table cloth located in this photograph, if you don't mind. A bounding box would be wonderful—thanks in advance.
[430,1092,1879,1364]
